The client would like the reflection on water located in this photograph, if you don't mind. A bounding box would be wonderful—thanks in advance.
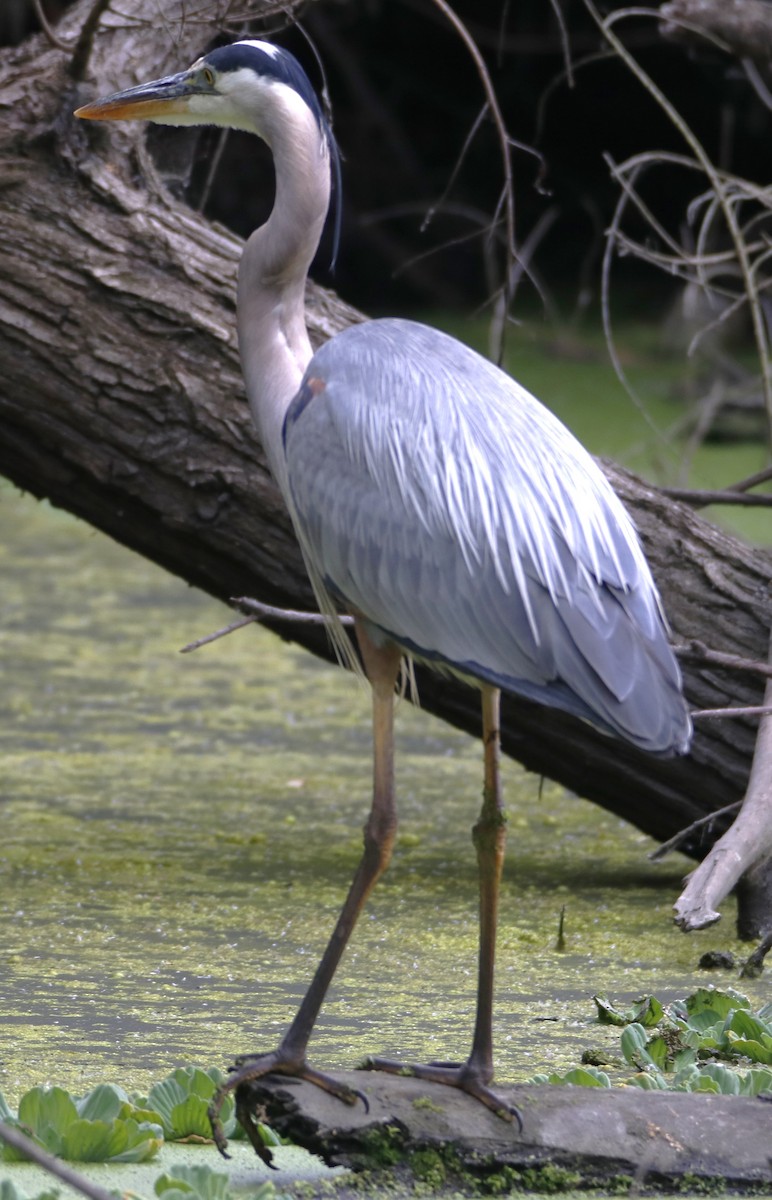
[0,473,765,1107]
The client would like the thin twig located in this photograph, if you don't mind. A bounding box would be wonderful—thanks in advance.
[649,801,741,861]
[657,486,772,509]
[673,640,772,680]
[196,129,230,213]
[547,0,574,87]
[600,159,675,455]
[179,598,355,654]
[727,465,772,493]
[180,615,261,653]
[0,1121,117,1200]
[33,0,72,49]
[742,57,772,114]
[68,0,113,81]
[421,105,488,235]
[426,0,516,365]
[692,705,772,719]
[232,597,354,625]
[587,0,772,440]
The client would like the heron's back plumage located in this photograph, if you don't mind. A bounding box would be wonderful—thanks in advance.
[284,318,691,756]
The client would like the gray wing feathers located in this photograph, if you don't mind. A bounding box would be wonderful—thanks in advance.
[284,318,690,754]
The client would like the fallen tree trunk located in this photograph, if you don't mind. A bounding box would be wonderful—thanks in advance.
[235,1071,772,1190]
[1,2,771,930]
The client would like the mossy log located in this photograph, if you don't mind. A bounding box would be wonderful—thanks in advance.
[1,1,772,924]
[237,1071,772,1190]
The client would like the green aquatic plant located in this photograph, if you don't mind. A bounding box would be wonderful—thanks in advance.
[532,988,772,1095]
[594,992,664,1028]
[0,1183,60,1200]
[138,1066,279,1148]
[154,1164,286,1200]
[529,1065,611,1088]
[0,1083,163,1164]
[0,1068,284,1166]
[141,1068,235,1143]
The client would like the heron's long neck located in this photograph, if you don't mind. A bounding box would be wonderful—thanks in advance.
[238,104,331,498]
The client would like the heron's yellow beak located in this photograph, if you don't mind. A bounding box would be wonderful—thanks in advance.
[75,69,206,121]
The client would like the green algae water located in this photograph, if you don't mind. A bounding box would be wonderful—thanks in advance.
[1,326,769,1116]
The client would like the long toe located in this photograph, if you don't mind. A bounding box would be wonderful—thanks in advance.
[209,1049,364,1160]
[363,1056,522,1129]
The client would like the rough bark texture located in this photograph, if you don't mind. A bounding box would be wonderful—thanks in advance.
[1,4,772,911]
[236,1071,772,1190]
[660,0,772,64]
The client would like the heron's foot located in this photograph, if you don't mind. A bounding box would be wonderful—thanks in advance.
[362,1056,523,1130]
[208,1049,366,1164]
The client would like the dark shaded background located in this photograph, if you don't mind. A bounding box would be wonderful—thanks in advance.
[3,0,768,317]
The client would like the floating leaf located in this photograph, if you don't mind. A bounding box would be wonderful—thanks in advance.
[629,1072,668,1090]
[740,1068,772,1096]
[726,1037,772,1066]
[684,987,751,1021]
[1,1085,162,1164]
[593,994,662,1027]
[155,1164,232,1200]
[75,1084,127,1123]
[11,1087,77,1159]
[620,1024,657,1069]
[697,1063,741,1094]
[593,994,626,1025]
[146,1067,235,1142]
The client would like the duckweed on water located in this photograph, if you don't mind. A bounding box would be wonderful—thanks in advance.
[1,480,769,1112]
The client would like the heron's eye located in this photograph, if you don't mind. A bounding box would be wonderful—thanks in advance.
[202,66,215,87]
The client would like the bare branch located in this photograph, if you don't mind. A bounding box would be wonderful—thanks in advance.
[674,634,772,930]
[426,0,516,364]
[674,639,772,680]
[658,486,772,509]
[650,801,742,861]
[589,0,772,444]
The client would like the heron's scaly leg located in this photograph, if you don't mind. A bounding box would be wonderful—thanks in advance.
[365,685,521,1126]
[209,622,401,1158]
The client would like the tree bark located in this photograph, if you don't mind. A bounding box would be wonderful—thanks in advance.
[659,0,772,65]
[235,1071,772,1190]
[1,2,771,924]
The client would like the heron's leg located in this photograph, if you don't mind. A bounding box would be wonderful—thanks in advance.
[467,684,507,1083]
[365,685,521,1126]
[209,624,401,1157]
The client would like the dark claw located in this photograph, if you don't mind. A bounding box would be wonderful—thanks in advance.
[235,1089,278,1169]
[363,1055,523,1131]
[208,1050,369,1157]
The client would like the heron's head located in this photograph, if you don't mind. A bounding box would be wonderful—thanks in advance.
[74,40,326,141]
[76,40,342,267]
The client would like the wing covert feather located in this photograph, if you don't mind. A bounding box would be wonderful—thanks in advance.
[283,318,690,754]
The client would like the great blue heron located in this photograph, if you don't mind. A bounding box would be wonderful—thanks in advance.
[76,40,692,1148]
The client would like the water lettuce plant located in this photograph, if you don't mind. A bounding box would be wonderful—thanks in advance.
[138,1066,279,1149]
[531,987,772,1094]
[0,1066,280,1164]
[154,1162,282,1200]
[141,1068,237,1143]
[0,1083,162,1164]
